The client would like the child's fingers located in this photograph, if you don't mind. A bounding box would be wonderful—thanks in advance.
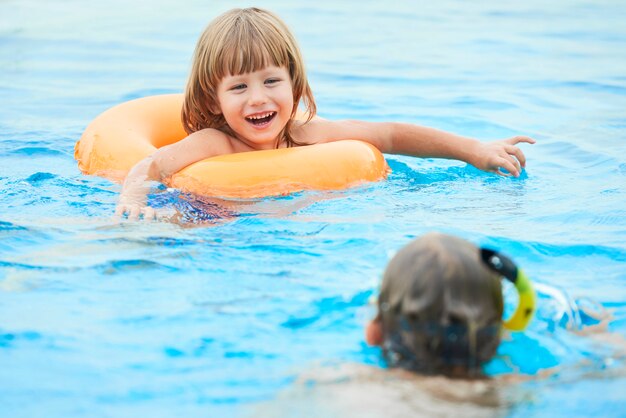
[507,135,536,145]
[496,156,520,177]
[495,168,512,177]
[128,205,142,221]
[114,204,127,218]
[510,157,521,176]
[114,203,157,221]
[142,207,157,221]
[505,145,527,168]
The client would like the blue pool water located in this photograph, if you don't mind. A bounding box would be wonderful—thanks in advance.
[1,0,625,416]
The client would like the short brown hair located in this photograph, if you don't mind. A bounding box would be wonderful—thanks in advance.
[182,8,316,147]
[377,233,503,377]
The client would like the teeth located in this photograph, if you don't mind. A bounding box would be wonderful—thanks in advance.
[247,112,274,120]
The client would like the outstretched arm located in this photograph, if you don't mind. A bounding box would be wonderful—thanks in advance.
[115,129,233,220]
[381,122,535,177]
[300,120,535,177]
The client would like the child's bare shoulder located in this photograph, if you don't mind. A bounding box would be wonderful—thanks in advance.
[292,117,342,145]
[172,127,236,156]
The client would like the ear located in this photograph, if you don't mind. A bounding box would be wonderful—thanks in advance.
[365,319,383,346]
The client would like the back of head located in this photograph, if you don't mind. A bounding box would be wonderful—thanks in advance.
[182,7,316,142]
[378,232,503,377]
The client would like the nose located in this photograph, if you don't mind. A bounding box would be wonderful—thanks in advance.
[247,85,268,106]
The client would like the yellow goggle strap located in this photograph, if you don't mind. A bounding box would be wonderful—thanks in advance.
[480,248,536,331]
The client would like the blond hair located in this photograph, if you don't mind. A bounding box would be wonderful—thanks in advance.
[378,233,503,377]
[182,8,316,147]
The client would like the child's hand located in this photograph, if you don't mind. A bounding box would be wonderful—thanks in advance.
[114,202,157,221]
[114,157,160,221]
[471,136,536,177]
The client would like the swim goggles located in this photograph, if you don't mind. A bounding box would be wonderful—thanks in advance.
[480,248,536,331]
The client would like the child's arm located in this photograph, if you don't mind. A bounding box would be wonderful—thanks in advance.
[300,120,535,177]
[115,129,233,220]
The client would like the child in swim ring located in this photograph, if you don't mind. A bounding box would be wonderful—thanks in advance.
[116,7,535,220]
[365,232,507,377]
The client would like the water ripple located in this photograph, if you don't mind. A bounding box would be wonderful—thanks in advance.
[95,259,180,275]
[26,172,57,184]
[0,330,43,348]
[282,290,372,330]
[0,220,28,232]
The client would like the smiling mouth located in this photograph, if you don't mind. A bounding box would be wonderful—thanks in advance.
[246,111,277,126]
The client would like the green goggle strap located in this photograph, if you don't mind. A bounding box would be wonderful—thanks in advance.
[480,248,536,331]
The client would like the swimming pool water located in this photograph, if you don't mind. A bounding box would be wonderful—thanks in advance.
[1,0,625,417]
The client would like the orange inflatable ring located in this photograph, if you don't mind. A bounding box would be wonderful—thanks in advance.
[74,94,388,198]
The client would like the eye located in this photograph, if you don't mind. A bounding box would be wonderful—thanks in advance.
[265,78,281,86]
[229,83,247,91]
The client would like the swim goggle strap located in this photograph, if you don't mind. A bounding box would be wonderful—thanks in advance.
[480,248,536,331]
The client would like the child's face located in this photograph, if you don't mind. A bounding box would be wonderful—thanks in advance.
[216,65,294,149]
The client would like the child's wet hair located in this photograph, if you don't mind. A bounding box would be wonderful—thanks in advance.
[182,7,316,146]
[377,232,504,377]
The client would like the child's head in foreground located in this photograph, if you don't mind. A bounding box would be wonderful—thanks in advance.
[366,232,504,378]
[182,7,316,145]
